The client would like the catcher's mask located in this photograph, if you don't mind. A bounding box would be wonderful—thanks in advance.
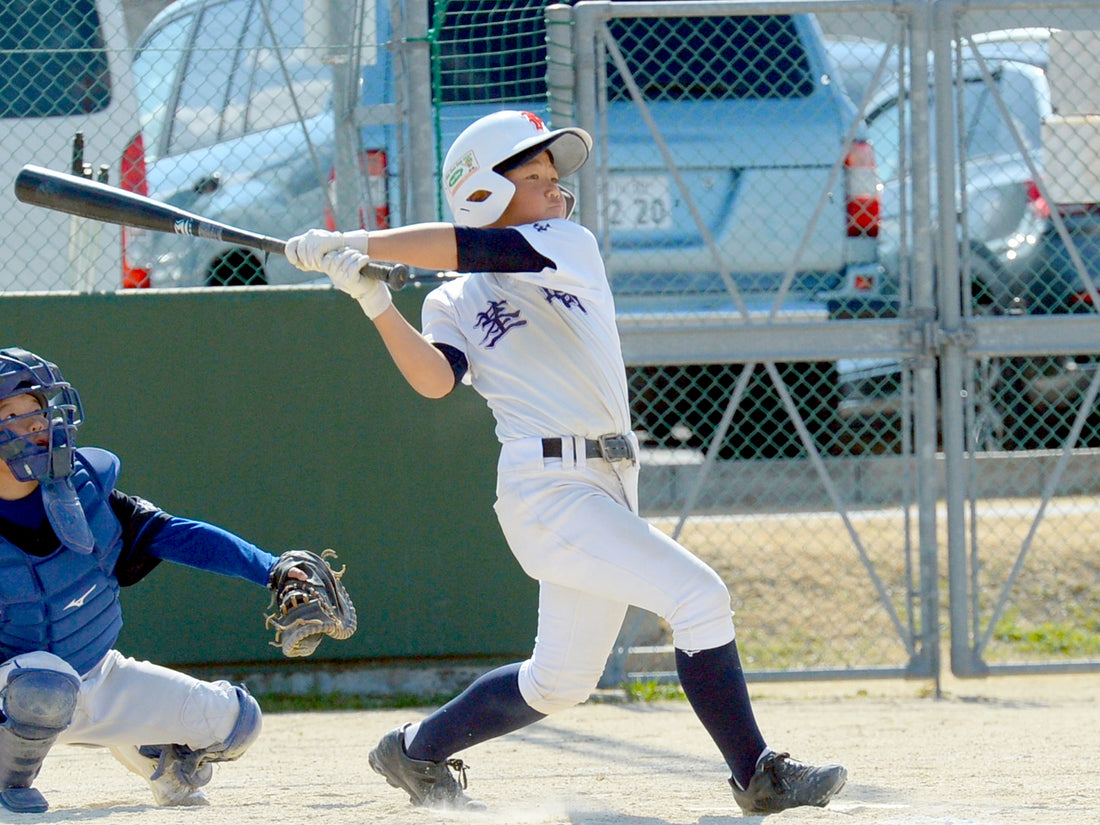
[442,110,592,228]
[0,347,84,483]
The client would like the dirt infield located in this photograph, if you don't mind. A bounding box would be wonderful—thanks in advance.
[23,673,1098,824]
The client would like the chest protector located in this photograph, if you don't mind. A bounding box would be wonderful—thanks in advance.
[0,449,125,675]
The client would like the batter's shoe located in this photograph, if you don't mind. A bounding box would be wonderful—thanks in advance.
[730,750,847,815]
[110,745,210,807]
[368,725,485,810]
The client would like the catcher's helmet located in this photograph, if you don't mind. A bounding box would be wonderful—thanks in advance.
[0,347,84,482]
[442,110,592,227]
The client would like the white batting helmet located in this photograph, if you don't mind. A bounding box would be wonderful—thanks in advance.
[442,110,592,227]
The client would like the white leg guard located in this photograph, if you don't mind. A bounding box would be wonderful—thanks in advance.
[0,668,80,813]
[110,684,260,807]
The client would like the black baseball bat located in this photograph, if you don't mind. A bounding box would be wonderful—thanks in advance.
[14,164,410,290]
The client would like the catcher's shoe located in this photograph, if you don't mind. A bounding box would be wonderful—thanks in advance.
[730,750,847,815]
[368,725,485,810]
[109,745,210,807]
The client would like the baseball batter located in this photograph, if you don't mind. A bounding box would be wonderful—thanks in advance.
[285,110,847,815]
[0,347,350,813]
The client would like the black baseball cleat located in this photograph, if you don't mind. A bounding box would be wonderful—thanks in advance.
[730,750,847,815]
[368,725,486,811]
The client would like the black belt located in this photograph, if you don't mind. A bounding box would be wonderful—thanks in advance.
[541,435,635,462]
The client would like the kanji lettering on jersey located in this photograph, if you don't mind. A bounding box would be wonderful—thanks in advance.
[475,300,527,348]
[541,288,587,313]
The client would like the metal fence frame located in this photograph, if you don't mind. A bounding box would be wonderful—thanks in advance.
[934,0,1100,677]
[540,0,1100,684]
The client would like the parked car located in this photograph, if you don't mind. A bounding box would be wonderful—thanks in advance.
[829,29,1100,450]
[844,54,1053,315]
[595,9,883,459]
[0,0,141,292]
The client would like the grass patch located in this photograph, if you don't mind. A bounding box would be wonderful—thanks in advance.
[993,608,1100,657]
[622,680,686,702]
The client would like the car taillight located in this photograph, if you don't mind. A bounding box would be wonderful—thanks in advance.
[1025,179,1050,220]
[853,272,876,291]
[364,150,390,229]
[120,133,151,288]
[845,140,881,238]
[325,149,390,231]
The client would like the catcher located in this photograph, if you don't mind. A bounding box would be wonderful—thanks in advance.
[0,347,356,813]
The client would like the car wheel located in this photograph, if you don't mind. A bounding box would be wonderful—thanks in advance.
[207,250,266,286]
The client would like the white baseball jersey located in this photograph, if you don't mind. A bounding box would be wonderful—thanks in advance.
[421,219,632,442]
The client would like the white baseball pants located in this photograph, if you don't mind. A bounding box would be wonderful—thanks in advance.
[493,435,736,715]
[0,650,241,749]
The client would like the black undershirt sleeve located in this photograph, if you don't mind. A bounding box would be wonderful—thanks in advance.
[433,342,469,384]
[454,226,556,273]
[109,490,171,586]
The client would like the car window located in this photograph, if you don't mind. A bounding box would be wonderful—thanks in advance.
[961,72,1040,160]
[132,14,195,162]
[992,67,1043,150]
[169,0,250,155]
[239,0,329,133]
[867,67,1042,182]
[432,2,813,105]
[962,81,1011,160]
[606,14,814,101]
[220,0,266,141]
[0,0,112,118]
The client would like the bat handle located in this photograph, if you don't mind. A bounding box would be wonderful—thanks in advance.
[360,260,409,291]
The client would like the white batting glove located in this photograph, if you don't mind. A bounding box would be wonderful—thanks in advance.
[285,229,370,272]
[321,249,392,320]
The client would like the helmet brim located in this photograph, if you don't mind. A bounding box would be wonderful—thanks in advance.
[494,127,592,179]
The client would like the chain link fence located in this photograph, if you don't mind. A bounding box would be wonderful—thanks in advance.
[2,0,1099,680]
[934,2,1100,676]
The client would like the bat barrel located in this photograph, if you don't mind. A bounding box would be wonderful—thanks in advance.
[15,163,415,288]
[15,164,286,255]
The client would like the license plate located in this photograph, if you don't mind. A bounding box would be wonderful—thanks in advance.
[606,174,673,231]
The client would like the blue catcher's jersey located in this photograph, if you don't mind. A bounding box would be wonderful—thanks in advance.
[0,448,125,674]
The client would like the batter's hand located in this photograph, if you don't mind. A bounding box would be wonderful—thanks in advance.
[321,249,393,319]
[285,229,370,272]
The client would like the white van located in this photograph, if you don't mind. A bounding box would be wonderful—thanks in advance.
[0,0,141,292]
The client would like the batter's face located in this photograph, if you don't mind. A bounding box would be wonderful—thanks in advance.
[491,151,567,227]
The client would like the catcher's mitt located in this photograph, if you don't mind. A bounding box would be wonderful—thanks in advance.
[265,549,357,657]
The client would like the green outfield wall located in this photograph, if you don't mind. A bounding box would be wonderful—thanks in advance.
[2,287,535,667]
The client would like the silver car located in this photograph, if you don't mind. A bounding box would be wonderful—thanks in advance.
[832,30,1100,449]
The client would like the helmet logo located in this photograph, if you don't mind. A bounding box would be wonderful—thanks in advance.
[446,149,479,194]
[520,111,546,132]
